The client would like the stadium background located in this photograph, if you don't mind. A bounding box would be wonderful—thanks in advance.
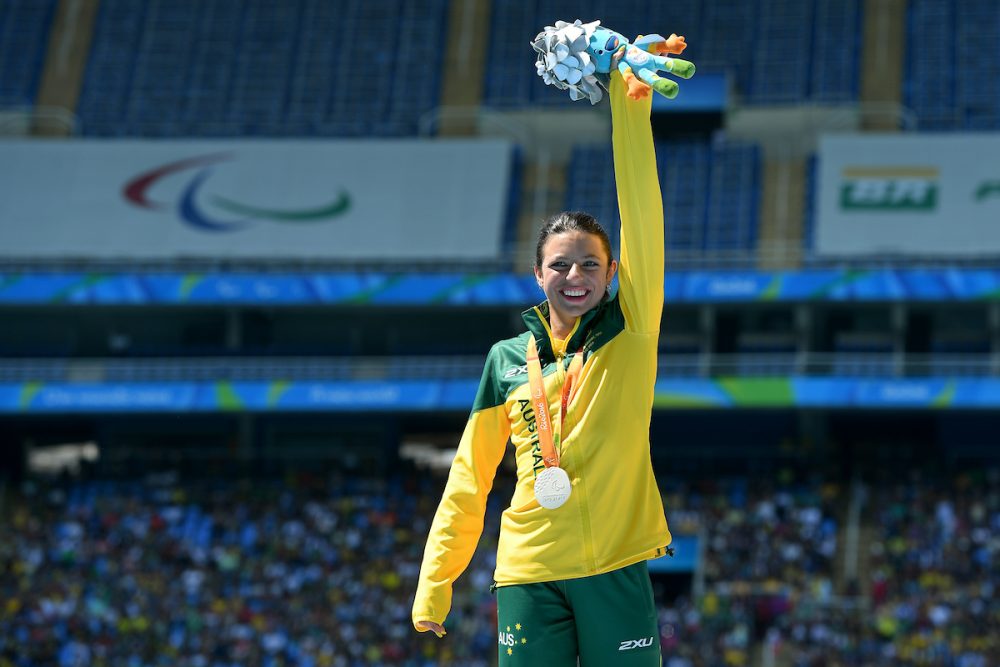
[0,1,998,666]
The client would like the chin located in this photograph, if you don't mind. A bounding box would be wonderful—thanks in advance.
[554,295,600,316]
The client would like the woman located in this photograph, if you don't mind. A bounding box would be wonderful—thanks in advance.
[412,69,671,666]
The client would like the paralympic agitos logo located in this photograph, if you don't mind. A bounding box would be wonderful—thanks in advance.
[122,153,351,232]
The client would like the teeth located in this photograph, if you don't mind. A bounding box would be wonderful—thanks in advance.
[563,289,587,297]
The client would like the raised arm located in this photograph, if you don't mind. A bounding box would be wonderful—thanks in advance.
[610,71,664,334]
[412,349,510,631]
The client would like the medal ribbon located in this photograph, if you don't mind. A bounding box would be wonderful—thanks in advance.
[526,335,584,469]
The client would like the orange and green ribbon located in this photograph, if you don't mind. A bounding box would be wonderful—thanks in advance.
[526,335,584,469]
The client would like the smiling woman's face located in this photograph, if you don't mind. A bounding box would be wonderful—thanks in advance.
[534,230,617,333]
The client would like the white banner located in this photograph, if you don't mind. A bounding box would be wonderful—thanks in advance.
[0,139,512,260]
[816,134,1000,256]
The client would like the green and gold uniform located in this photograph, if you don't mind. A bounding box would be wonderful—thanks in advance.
[414,73,670,664]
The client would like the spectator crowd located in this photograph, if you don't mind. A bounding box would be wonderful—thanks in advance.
[0,464,995,666]
[0,472,498,667]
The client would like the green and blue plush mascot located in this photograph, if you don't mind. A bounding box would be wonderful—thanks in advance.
[532,19,696,104]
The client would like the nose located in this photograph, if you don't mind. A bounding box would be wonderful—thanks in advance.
[567,262,585,281]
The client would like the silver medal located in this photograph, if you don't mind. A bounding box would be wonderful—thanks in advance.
[534,466,572,509]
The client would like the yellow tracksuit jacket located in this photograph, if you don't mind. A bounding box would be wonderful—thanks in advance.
[413,73,670,629]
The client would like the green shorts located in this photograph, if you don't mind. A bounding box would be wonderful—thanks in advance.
[496,561,660,666]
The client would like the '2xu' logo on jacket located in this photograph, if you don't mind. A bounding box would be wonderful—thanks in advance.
[504,364,528,379]
[619,636,655,651]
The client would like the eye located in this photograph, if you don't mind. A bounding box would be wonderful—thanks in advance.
[596,49,604,55]
[584,260,600,268]
[549,261,568,269]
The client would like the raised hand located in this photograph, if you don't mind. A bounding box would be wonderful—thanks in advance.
[416,620,447,638]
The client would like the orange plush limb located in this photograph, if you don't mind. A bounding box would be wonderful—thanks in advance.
[642,33,688,56]
[621,66,652,99]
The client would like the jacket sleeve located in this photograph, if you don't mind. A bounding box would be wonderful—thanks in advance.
[412,348,510,629]
[610,71,665,335]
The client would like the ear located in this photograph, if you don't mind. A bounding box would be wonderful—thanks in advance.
[534,265,544,289]
[606,259,618,283]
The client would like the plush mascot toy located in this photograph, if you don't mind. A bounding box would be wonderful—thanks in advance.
[531,19,696,104]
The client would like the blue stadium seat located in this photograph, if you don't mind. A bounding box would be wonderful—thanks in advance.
[564,143,618,241]
[955,0,1000,130]
[705,139,760,252]
[811,0,861,102]
[905,0,958,130]
[746,0,813,104]
[906,0,1000,131]
[502,146,524,257]
[565,137,760,257]
[697,0,756,102]
[661,140,712,252]
[77,0,450,137]
[0,0,58,108]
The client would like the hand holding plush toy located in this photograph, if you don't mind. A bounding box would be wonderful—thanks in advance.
[531,19,696,104]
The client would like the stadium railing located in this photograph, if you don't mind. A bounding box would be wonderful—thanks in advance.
[0,353,995,383]
[0,106,78,135]
[5,245,1000,274]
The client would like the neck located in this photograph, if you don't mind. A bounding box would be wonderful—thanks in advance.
[548,310,576,340]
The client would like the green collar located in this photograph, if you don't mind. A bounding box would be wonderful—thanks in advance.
[521,298,605,362]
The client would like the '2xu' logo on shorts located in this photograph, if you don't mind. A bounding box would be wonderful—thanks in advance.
[619,636,655,651]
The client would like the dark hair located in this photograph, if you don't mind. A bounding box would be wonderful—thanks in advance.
[534,211,614,268]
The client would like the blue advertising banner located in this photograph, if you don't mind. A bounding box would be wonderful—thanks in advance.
[2,378,999,414]
[2,269,999,305]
